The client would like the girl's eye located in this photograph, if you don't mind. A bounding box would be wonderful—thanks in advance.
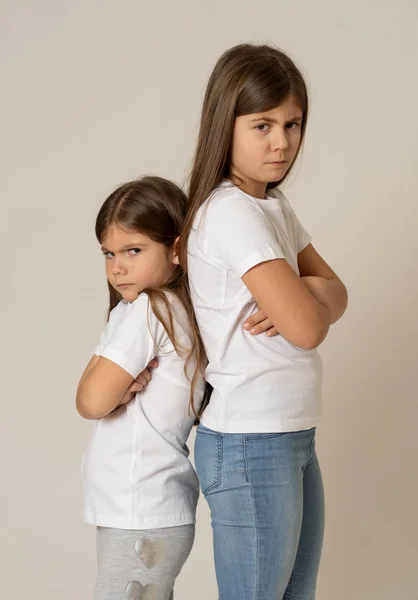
[103,252,114,259]
[256,123,270,132]
[286,122,300,130]
[128,248,141,256]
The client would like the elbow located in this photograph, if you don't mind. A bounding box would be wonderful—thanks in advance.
[340,284,349,316]
[76,386,105,420]
[76,404,100,420]
[76,398,100,420]
[295,310,330,350]
[330,279,348,324]
[299,329,327,350]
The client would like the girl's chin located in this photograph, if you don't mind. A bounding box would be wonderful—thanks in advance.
[120,289,141,302]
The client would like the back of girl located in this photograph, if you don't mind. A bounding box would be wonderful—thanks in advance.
[181,44,348,599]
[76,176,205,600]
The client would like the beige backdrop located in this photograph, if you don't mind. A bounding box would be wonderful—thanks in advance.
[2,0,418,598]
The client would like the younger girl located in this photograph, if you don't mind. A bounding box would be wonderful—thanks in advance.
[181,44,348,599]
[76,176,205,600]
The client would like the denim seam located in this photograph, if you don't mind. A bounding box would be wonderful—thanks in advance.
[284,571,294,599]
[203,433,223,495]
[243,435,260,600]
[245,433,285,441]
[196,428,218,438]
[305,433,316,469]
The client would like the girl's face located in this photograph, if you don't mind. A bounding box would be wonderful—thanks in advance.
[101,224,179,303]
[230,94,303,198]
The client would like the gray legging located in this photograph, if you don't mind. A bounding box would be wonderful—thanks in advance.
[94,524,195,600]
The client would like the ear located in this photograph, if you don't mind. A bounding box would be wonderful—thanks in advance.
[172,236,180,265]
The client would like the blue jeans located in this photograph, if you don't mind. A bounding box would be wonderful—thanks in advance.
[194,425,325,600]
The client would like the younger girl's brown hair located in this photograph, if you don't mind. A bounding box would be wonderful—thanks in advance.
[95,176,206,418]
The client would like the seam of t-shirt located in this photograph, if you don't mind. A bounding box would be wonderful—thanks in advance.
[83,511,197,528]
[98,347,143,379]
[235,246,286,278]
[200,415,320,434]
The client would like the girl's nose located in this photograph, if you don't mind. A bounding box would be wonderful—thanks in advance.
[271,127,289,151]
[111,257,127,276]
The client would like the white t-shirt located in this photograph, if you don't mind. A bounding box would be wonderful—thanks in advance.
[187,181,322,434]
[81,292,203,530]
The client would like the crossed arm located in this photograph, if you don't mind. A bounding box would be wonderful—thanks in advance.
[243,244,348,347]
[77,246,346,418]
[76,357,158,420]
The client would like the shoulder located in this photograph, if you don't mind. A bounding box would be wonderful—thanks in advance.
[107,299,131,326]
[119,293,153,327]
[127,290,185,319]
[123,293,172,346]
[210,181,260,212]
[268,186,289,208]
[196,182,265,230]
[269,187,299,220]
[149,290,194,347]
[153,290,189,326]
[142,290,188,330]
[127,292,151,313]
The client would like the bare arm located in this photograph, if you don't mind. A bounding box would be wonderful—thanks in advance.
[301,277,347,324]
[80,354,100,378]
[242,259,330,350]
[243,244,347,337]
[76,357,134,420]
[298,244,348,324]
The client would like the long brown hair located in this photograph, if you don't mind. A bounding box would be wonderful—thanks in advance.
[179,43,309,268]
[95,176,206,418]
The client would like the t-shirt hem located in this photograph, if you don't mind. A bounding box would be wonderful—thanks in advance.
[83,511,196,530]
[199,415,320,434]
[297,236,312,254]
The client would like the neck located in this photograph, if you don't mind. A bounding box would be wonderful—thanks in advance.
[229,173,267,199]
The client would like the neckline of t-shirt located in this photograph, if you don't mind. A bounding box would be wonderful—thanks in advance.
[219,179,281,204]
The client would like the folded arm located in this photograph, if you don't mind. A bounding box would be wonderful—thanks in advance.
[298,244,348,325]
[242,244,347,349]
[76,356,134,420]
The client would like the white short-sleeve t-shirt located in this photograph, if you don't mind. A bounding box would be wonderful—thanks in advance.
[81,292,204,530]
[187,181,322,433]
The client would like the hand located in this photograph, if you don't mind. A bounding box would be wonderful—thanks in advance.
[118,358,159,406]
[243,309,279,337]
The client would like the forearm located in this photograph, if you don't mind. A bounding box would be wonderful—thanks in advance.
[76,372,118,420]
[76,357,133,420]
[302,276,348,325]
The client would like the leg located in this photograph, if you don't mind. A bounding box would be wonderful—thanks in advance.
[94,524,195,600]
[195,426,318,599]
[283,438,325,600]
[195,425,261,599]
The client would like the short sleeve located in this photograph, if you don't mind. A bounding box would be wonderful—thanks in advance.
[294,212,311,253]
[94,301,129,356]
[275,189,312,253]
[95,294,167,378]
[204,194,286,277]
[94,328,108,356]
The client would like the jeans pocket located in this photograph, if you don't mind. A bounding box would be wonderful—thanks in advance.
[194,426,223,495]
[244,432,286,441]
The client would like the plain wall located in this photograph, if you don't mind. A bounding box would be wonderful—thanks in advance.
[1,0,418,598]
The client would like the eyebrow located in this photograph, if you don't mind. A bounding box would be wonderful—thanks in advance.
[250,115,303,124]
[101,242,147,253]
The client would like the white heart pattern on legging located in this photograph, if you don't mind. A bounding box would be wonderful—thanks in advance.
[125,580,158,600]
[135,537,166,569]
